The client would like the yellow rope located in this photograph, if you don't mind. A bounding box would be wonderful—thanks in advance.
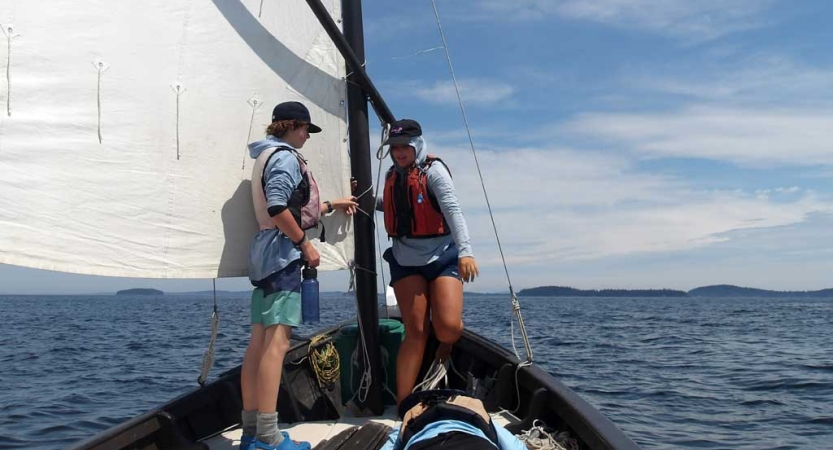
[309,334,340,390]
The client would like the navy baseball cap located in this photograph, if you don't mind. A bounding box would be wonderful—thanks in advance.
[383,119,422,146]
[272,101,322,133]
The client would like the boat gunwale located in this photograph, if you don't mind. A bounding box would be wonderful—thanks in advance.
[68,317,640,450]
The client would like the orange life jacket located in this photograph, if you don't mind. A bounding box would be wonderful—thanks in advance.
[383,156,451,239]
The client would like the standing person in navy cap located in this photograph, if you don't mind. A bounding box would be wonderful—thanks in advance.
[379,119,479,405]
[239,101,357,450]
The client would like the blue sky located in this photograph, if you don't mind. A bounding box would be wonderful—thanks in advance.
[2,0,832,294]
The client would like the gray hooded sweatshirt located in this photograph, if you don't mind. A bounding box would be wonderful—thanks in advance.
[378,136,473,266]
[247,136,303,282]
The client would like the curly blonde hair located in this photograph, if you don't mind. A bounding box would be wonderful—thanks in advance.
[267,120,306,138]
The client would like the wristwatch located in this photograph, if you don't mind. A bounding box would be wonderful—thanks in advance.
[324,200,334,214]
[293,234,308,246]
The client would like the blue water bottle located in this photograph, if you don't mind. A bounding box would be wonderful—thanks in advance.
[301,264,320,324]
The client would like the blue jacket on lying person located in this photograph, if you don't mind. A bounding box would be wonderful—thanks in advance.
[379,390,527,450]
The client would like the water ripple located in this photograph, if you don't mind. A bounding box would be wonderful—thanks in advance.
[1,294,831,449]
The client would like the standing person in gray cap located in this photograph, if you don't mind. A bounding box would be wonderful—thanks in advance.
[239,101,357,450]
[379,119,479,406]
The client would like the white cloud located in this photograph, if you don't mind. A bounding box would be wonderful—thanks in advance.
[420,143,833,281]
[559,106,833,167]
[544,211,833,291]
[472,0,778,41]
[630,56,833,104]
[474,190,828,265]
[413,79,515,105]
[550,55,833,167]
[775,186,800,193]
[802,168,833,179]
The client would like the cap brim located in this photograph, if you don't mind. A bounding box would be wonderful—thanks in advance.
[308,123,322,134]
[383,135,412,146]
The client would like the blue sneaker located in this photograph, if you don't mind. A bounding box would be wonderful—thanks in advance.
[239,435,255,450]
[254,432,311,450]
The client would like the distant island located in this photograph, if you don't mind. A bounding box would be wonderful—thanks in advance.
[107,285,833,298]
[688,285,833,298]
[518,285,833,298]
[519,286,687,297]
[116,288,164,295]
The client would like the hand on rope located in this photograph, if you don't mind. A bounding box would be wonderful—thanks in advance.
[318,178,359,217]
[327,196,359,216]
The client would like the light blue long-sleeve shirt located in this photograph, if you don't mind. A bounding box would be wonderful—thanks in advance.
[247,136,303,283]
[378,136,474,267]
[379,419,527,450]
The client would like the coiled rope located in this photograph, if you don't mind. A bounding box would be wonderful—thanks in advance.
[308,334,340,390]
[517,420,579,450]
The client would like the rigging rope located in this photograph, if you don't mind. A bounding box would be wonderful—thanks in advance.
[374,124,392,315]
[412,358,449,392]
[352,290,373,403]
[429,0,533,363]
[197,279,219,386]
[343,124,397,405]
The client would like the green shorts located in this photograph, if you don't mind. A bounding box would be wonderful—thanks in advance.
[250,288,302,327]
[250,261,302,328]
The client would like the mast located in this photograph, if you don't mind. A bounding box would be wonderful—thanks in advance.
[304,1,395,124]
[305,0,390,414]
[341,0,384,415]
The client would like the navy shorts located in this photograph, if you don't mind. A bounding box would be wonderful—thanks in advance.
[384,244,462,286]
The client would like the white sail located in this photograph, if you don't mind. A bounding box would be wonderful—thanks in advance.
[0,0,352,278]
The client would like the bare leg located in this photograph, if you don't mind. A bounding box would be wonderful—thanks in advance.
[257,324,292,414]
[241,323,265,412]
[428,276,464,354]
[393,275,430,406]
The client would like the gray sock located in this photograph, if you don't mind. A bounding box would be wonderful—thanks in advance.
[256,412,284,446]
[241,410,257,438]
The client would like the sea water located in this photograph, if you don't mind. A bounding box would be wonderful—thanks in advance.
[0,294,831,449]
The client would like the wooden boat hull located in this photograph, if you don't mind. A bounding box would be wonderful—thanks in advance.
[68,319,639,450]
